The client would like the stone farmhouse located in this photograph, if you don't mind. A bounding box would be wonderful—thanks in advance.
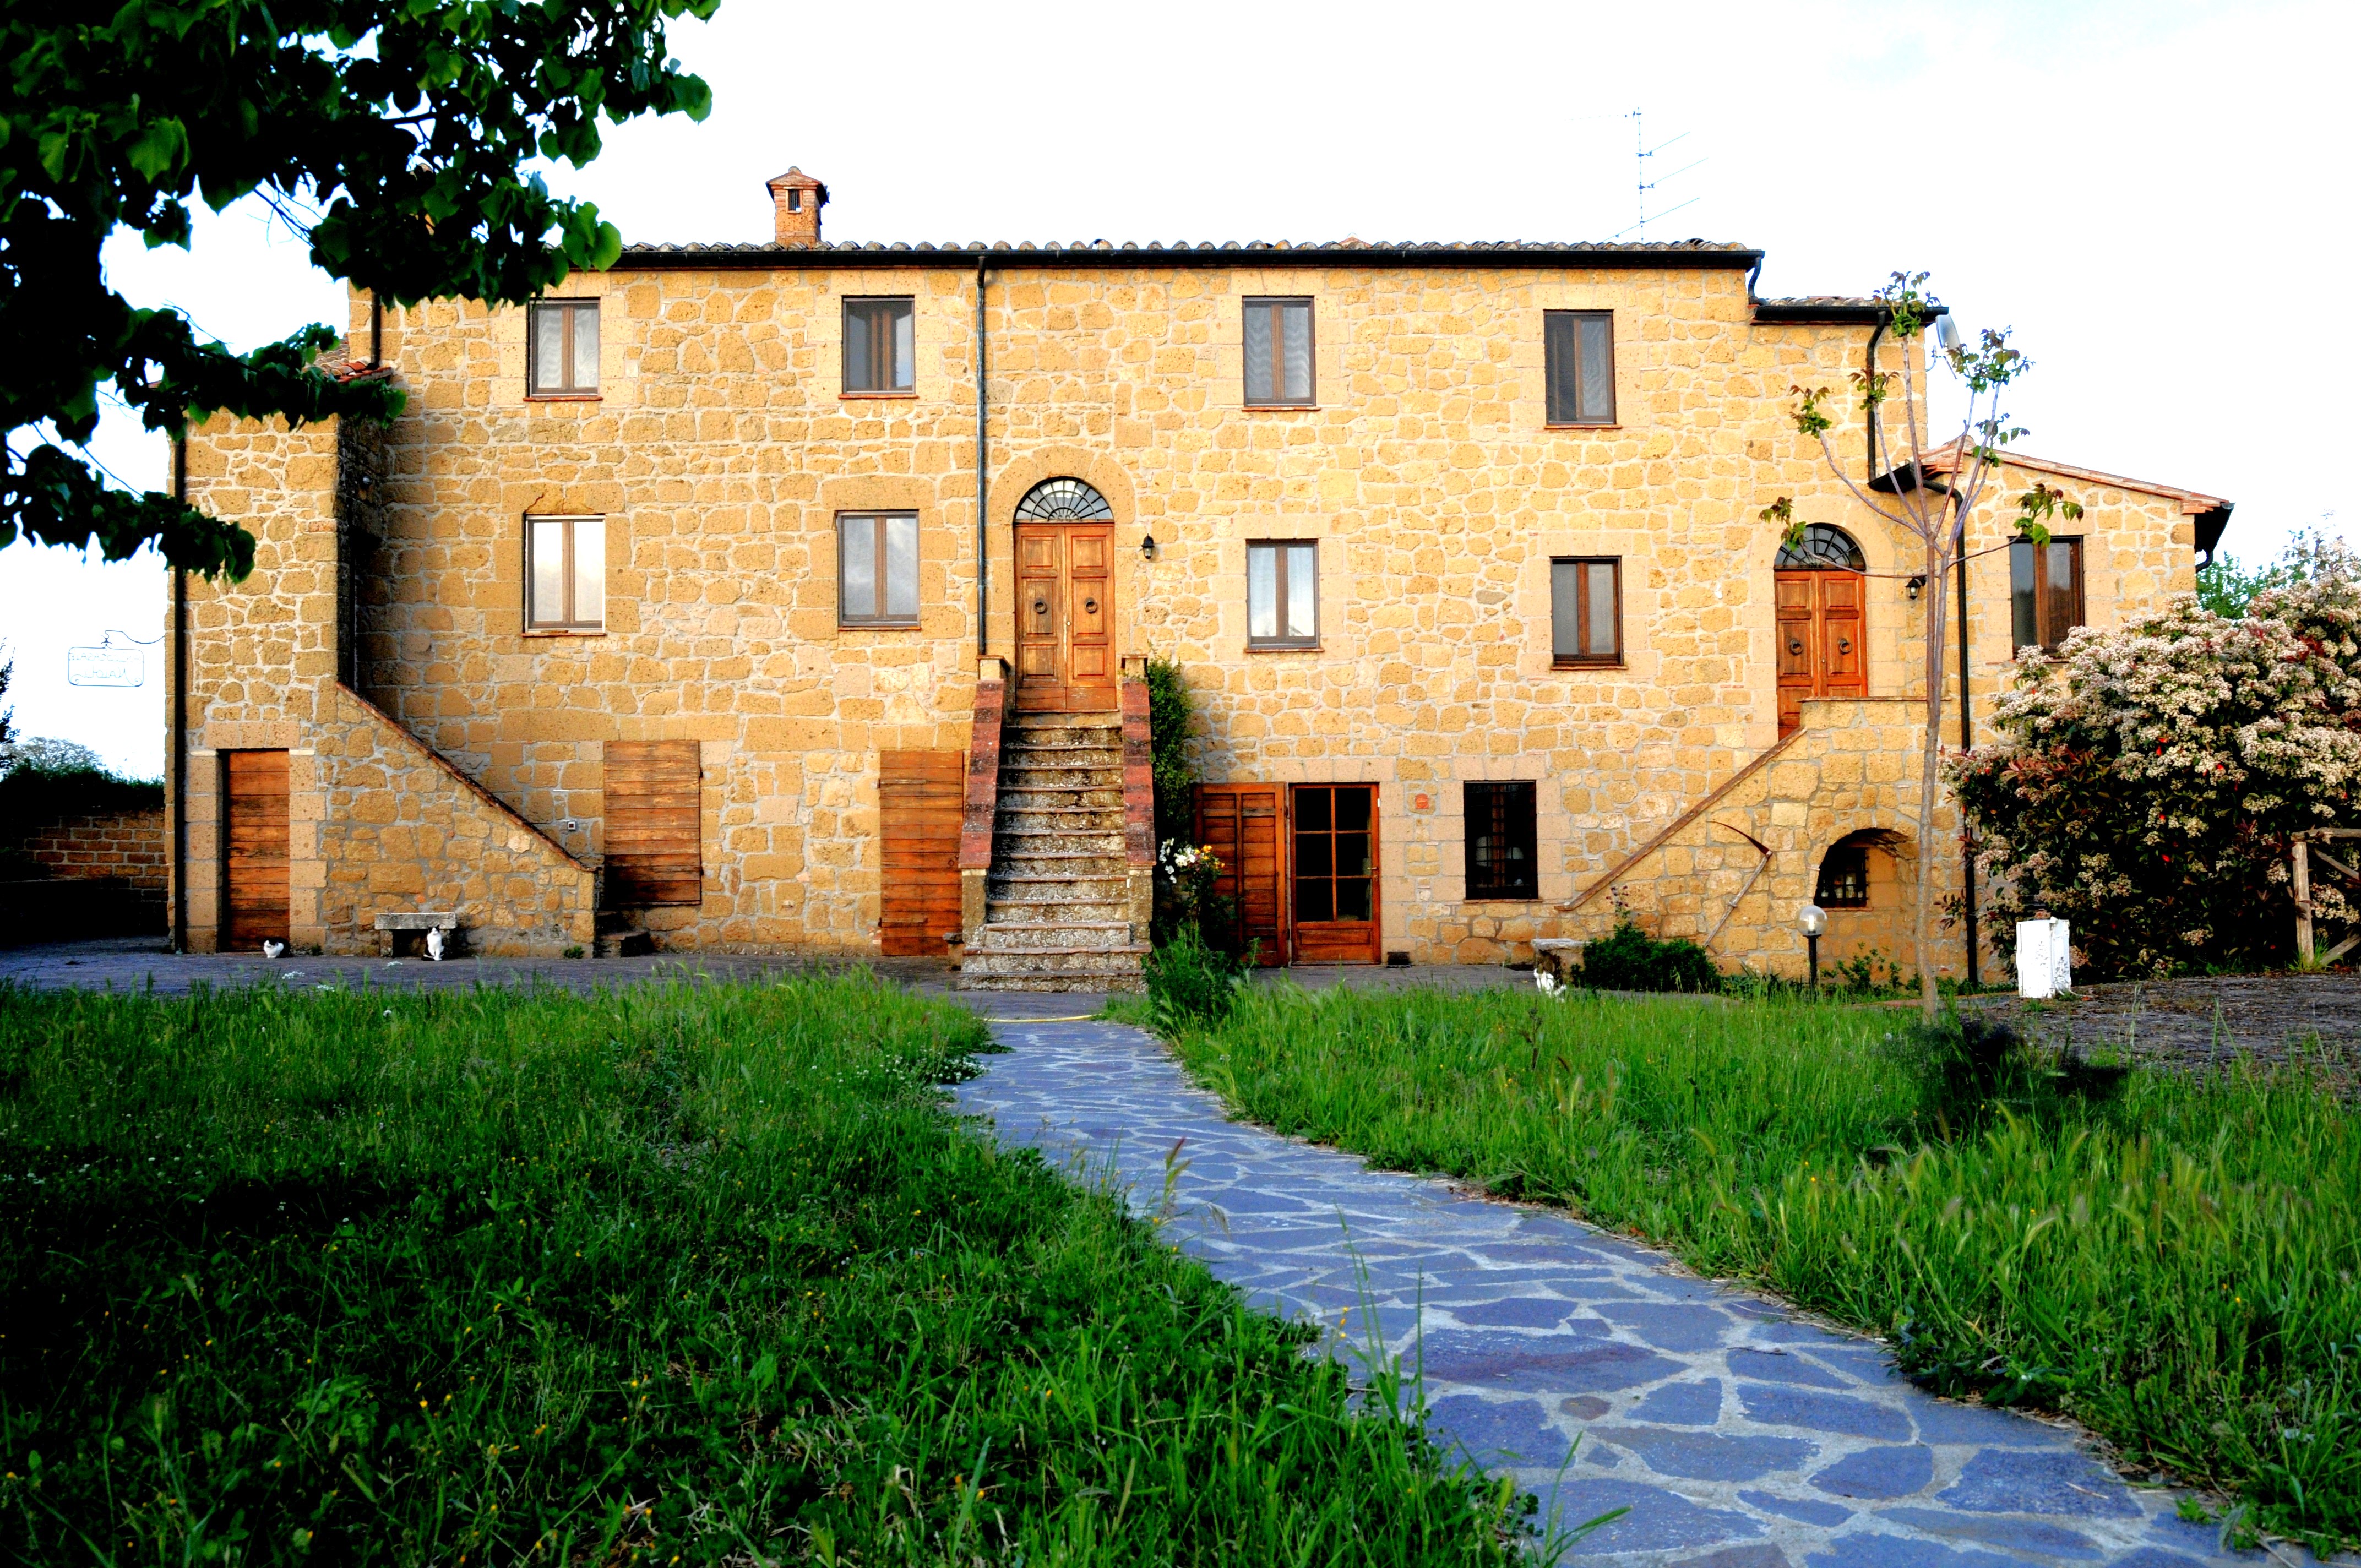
[167,167,2231,988]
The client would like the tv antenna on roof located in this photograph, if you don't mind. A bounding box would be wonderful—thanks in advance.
[1613,109,1705,239]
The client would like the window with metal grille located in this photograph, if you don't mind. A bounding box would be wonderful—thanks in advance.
[1816,842,1870,908]
[2010,536,2085,652]
[1550,557,1621,665]
[842,297,915,393]
[1544,310,1614,424]
[529,300,599,396]
[839,513,920,625]
[525,515,605,631]
[1243,297,1314,405]
[1464,781,1538,900]
[1246,541,1318,647]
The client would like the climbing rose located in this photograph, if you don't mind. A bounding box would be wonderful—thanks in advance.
[1946,537,2360,978]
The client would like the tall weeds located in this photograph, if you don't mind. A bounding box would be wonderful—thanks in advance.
[1163,984,2361,1554]
[0,977,1547,1565]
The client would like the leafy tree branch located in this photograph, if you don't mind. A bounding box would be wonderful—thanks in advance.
[0,0,720,576]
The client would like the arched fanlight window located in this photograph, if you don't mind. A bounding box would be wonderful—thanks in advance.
[1013,477,1113,521]
[1774,524,1867,571]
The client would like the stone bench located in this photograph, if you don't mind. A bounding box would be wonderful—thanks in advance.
[373,911,462,958]
[1531,937,1586,989]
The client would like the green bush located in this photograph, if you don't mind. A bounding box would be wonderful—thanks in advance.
[1579,916,1720,993]
[1144,922,1249,1032]
[1144,655,1197,849]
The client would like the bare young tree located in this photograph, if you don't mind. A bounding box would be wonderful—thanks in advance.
[1762,272,2079,1019]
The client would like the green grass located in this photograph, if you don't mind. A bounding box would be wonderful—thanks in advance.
[1157,983,2361,1555]
[0,975,1562,1566]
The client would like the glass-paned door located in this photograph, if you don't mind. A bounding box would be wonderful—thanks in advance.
[1291,783,1379,963]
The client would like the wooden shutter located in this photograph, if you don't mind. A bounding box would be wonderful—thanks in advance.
[223,749,290,949]
[605,741,702,907]
[1195,783,1283,966]
[878,749,964,957]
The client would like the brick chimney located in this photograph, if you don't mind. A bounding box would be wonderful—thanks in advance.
[766,166,827,246]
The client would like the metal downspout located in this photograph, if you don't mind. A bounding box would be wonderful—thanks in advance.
[975,259,989,660]
[1956,500,1979,986]
[171,435,189,953]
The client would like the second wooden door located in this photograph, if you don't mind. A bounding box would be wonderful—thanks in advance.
[1775,570,1865,737]
[1291,783,1380,964]
[1014,522,1117,712]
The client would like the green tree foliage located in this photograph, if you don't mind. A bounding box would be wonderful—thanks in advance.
[1,1,719,578]
[2196,531,2321,618]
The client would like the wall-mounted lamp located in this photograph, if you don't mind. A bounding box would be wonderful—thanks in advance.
[1140,532,1157,560]
[1906,575,1925,602]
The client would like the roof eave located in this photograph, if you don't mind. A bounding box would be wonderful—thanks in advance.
[610,242,1766,272]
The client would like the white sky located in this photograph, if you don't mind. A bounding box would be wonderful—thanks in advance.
[6,0,2353,777]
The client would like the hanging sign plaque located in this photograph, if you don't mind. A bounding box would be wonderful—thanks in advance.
[67,647,144,688]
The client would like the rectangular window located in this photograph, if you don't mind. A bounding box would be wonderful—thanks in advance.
[1243,297,1315,405]
[1544,310,1614,424]
[1246,540,1319,647]
[525,515,605,631]
[842,297,915,393]
[529,300,600,396]
[839,512,920,625]
[1549,557,1622,665]
[1464,781,1538,900]
[2009,536,2085,652]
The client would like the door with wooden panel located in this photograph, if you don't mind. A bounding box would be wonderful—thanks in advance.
[603,741,703,907]
[222,749,289,950]
[1290,783,1380,965]
[1194,783,1284,965]
[1774,570,1867,737]
[878,749,964,957]
[1013,522,1117,712]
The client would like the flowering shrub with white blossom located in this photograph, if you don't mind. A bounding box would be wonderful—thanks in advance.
[1946,537,2361,978]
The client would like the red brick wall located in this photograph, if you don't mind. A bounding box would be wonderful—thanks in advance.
[19,807,169,893]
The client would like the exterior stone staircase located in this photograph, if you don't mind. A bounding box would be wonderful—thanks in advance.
[959,709,1148,992]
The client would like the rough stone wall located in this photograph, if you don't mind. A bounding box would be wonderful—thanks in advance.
[17,807,169,893]
[177,412,592,954]
[313,684,594,955]
[182,265,2204,971]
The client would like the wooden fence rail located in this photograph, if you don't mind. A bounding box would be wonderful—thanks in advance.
[2294,828,2361,967]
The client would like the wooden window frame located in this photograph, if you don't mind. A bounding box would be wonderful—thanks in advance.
[1242,296,1316,408]
[526,299,600,399]
[524,514,605,634]
[1816,842,1872,909]
[1549,556,1623,667]
[1464,780,1539,901]
[837,511,921,628]
[1543,309,1616,427]
[1245,539,1320,650]
[2009,535,2086,654]
[841,296,916,396]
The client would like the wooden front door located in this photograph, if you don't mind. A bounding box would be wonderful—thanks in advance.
[1195,783,1285,965]
[1775,570,1866,737]
[878,749,964,956]
[1014,522,1117,712]
[1291,783,1379,964]
[222,749,289,950]
[604,741,703,907]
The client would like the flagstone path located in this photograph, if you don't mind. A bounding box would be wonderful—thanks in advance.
[953,1003,2322,1568]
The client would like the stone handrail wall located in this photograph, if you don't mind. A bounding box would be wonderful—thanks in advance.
[958,660,1009,944]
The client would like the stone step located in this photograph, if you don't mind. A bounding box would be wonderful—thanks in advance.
[973,922,1136,951]
[961,945,1147,976]
[960,971,1143,994]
